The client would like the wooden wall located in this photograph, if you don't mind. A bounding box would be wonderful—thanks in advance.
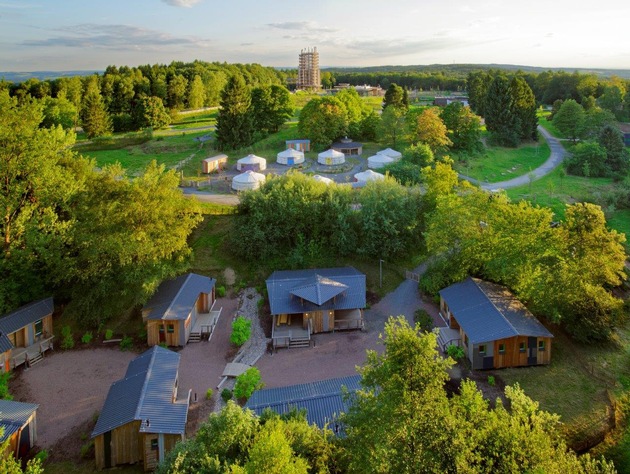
[146,320,181,347]
[142,433,182,472]
[493,336,552,369]
[94,420,142,470]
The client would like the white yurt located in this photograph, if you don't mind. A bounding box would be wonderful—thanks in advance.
[277,148,305,166]
[367,154,394,169]
[237,154,267,172]
[312,174,334,185]
[354,169,385,185]
[231,170,266,191]
[377,148,402,161]
[317,149,345,166]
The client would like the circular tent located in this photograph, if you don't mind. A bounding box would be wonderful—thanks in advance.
[231,170,266,191]
[312,174,334,185]
[277,148,305,166]
[354,169,385,185]
[317,149,345,166]
[237,154,267,172]
[367,154,394,169]
[377,148,402,161]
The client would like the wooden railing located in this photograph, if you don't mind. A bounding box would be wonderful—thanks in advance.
[334,318,364,331]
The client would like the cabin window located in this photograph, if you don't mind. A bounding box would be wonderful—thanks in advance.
[151,438,158,450]
[519,342,526,352]
[34,319,43,337]
[478,345,486,354]
[167,324,175,334]
[538,340,545,351]
[498,343,505,354]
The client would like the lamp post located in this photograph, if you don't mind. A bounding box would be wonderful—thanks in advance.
[379,259,384,288]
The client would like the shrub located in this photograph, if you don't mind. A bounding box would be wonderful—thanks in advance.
[81,331,93,344]
[216,286,226,297]
[233,367,263,401]
[413,309,433,333]
[0,372,12,400]
[206,388,214,400]
[230,316,251,346]
[221,388,233,402]
[104,329,114,340]
[487,375,496,386]
[446,344,465,360]
[80,440,94,459]
[159,342,168,349]
[119,335,133,351]
[34,449,49,463]
[61,326,74,350]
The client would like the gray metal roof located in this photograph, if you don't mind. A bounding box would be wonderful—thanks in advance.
[0,332,13,353]
[143,273,216,321]
[245,375,361,430]
[266,267,366,315]
[0,400,38,442]
[91,346,189,438]
[0,297,53,335]
[204,154,228,162]
[332,141,363,149]
[439,277,554,344]
[286,139,310,144]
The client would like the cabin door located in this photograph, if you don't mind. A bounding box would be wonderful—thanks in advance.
[104,431,112,469]
[527,337,537,365]
[159,326,166,343]
[18,425,30,458]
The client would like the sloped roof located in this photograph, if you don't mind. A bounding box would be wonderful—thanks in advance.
[377,148,402,159]
[91,346,188,438]
[245,375,361,430]
[0,298,54,336]
[266,267,365,315]
[439,277,553,344]
[318,149,345,159]
[143,273,215,321]
[233,170,266,184]
[277,148,304,159]
[354,169,385,183]
[237,154,266,164]
[0,333,13,353]
[204,154,228,163]
[312,175,333,184]
[0,400,38,442]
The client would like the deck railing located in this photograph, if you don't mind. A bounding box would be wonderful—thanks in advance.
[10,335,55,369]
[334,318,364,331]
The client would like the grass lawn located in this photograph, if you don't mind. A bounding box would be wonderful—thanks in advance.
[454,140,550,183]
[170,110,217,130]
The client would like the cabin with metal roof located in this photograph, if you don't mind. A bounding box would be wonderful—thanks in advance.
[286,139,311,152]
[266,267,366,349]
[245,375,361,434]
[142,273,216,346]
[91,346,190,471]
[331,137,363,156]
[0,298,54,371]
[438,277,553,370]
[0,400,38,460]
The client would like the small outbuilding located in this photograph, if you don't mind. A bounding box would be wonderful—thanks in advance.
[317,149,345,166]
[312,174,334,185]
[236,154,267,172]
[277,148,305,166]
[286,139,310,152]
[367,154,394,169]
[0,400,38,460]
[332,137,363,156]
[92,346,190,471]
[377,148,402,161]
[202,154,228,173]
[232,171,266,191]
[143,273,216,347]
[354,169,385,185]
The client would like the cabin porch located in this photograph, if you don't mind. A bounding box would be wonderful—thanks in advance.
[10,336,54,369]
[272,315,312,350]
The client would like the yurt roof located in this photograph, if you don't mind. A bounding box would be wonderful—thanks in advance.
[368,154,394,164]
[277,148,304,158]
[312,175,334,184]
[233,170,266,184]
[238,154,267,164]
[377,148,402,158]
[355,169,385,182]
[318,149,345,159]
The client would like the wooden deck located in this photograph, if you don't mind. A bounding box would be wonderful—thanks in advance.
[272,318,311,349]
[437,327,461,352]
[334,309,364,331]
[189,308,222,343]
[11,336,54,369]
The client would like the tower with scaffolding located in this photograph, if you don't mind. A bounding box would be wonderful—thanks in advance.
[297,47,321,90]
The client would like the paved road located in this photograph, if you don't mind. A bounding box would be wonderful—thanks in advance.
[459,126,567,190]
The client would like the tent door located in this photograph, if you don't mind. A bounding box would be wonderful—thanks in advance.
[287,158,294,165]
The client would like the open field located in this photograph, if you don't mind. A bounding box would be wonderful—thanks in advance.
[170,110,217,130]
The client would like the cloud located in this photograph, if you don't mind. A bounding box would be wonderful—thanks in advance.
[161,0,201,7]
[267,21,337,33]
[340,37,467,57]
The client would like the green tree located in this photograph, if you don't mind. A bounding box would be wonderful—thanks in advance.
[243,420,308,474]
[250,85,292,135]
[509,76,538,141]
[382,83,407,110]
[565,141,608,177]
[484,74,520,147]
[41,96,77,130]
[598,125,629,175]
[402,143,434,167]
[297,96,347,149]
[466,70,491,116]
[553,99,585,142]
[409,107,452,152]
[598,84,625,120]
[216,74,253,150]
[377,105,406,148]
[336,88,369,137]
[187,74,206,109]
[234,367,264,401]
[133,95,171,130]
[440,101,483,153]
[80,88,112,138]
[320,71,335,89]
[167,74,189,110]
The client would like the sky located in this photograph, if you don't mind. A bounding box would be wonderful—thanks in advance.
[1,0,629,72]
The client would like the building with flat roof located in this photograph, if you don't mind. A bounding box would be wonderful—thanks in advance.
[298,47,321,90]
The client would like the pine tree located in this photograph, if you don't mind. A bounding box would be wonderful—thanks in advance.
[509,76,538,141]
[484,74,520,147]
[215,74,253,150]
[383,83,407,111]
[80,89,112,138]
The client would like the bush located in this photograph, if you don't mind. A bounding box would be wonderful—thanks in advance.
[0,372,12,400]
[104,329,114,340]
[119,335,133,351]
[80,440,94,459]
[446,344,465,360]
[230,316,251,346]
[81,331,93,344]
[487,375,496,386]
[61,325,74,350]
[216,286,226,297]
[221,388,233,402]
[206,388,214,400]
[414,309,433,333]
[233,367,263,401]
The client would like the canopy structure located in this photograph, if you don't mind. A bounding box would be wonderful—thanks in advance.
[354,169,385,184]
[237,154,267,171]
[277,148,305,166]
[232,170,266,191]
[367,154,394,169]
[312,175,334,185]
[377,148,402,161]
[317,149,345,165]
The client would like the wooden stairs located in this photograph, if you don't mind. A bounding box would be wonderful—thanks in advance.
[288,336,311,349]
[27,352,44,367]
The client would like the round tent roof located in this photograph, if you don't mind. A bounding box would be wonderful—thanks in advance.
[238,154,267,165]
[277,148,305,165]
[312,174,333,185]
[232,170,266,191]
[367,154,394,169]
[377,148,402,160]
[317,148,345,165]
[317,149,345,159]
[354,169,385,183]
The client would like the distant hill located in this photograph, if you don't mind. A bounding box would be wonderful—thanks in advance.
[0,70,101,82]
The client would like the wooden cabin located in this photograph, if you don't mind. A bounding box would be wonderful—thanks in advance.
[92,346,190,471]
[0,298,54,371]
[0,400,38,460]
[266,267,366,349]
[142,273,216,347]
[438,278,553,370]
[331,137,363,156]
[202,154,228,173]
[286,139,310,152]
